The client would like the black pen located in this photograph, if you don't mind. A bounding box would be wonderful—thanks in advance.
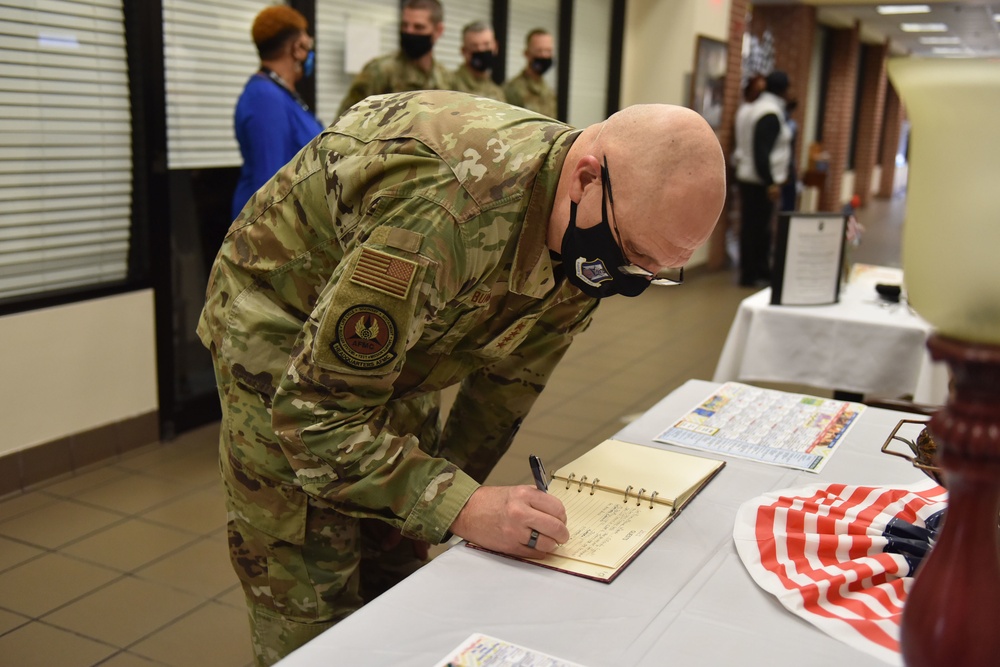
[529,454,548,492]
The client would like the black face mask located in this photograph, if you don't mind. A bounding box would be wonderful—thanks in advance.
[400,32,433,60]
[560,200,650,299]
[530,57,553,75]
[469,50,494,73]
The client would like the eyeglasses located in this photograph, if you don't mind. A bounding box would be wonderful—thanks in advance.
[601,157,685,286]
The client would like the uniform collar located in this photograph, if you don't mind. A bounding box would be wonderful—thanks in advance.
[509,128,581,298]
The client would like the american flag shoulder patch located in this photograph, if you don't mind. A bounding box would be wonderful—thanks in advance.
[349,248,418,299]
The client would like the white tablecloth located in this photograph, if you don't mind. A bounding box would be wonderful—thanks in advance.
[713,265,948,404]
[276,380,930,667]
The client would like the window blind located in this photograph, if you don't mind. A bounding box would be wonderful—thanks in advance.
[0,0,133,301]
[162,0,263,169]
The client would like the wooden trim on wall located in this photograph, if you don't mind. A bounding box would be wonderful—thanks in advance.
[0,412,160,498]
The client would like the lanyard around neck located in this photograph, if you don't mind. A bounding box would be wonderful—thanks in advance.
[260,67,311,113]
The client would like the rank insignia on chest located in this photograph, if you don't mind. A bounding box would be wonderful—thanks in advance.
[495,321,527,350]
[575,257,613,287]
[330,305,398,369]
[350,248,417,299]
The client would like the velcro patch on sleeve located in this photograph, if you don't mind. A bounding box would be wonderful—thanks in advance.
[349,247,417,299]
[328,305,399,370]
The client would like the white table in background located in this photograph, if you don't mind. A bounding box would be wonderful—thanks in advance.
[713,265,948,404]
[276,379,929,667]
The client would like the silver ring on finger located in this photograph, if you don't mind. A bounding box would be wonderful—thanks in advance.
[526,529,540,549]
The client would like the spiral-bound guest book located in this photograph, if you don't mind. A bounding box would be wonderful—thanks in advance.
[468,439,725,583]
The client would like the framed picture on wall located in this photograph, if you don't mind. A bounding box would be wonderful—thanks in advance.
[690,35,727,130]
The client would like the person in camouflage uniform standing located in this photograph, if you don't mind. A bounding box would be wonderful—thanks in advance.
[451,20,505,102]
[504,28,558,119]
[199,89,726,665]
[336,0,452,117]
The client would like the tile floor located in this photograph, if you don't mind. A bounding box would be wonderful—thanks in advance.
[0,196,903,666]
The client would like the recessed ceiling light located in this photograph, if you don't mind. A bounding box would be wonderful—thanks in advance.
[900,23,949,32]
[920,36,961,44]
[877,5,931,15]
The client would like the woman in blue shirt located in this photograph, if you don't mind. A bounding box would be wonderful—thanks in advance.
[232,6,324,220]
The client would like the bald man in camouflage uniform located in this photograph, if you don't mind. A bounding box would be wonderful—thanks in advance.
[336,0,452,117]
[200,89,726,665]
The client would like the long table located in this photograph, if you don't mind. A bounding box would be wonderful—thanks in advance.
[713,265,948,404]
[277,380,931,667]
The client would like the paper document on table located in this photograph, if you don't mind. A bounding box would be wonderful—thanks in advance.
[771,213,847,306]
[434,633,588,667]
[654,382,864,472]
[549,482,672,567]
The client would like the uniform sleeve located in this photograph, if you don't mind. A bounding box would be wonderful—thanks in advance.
[436,295,598,483]
[268,200,478,545]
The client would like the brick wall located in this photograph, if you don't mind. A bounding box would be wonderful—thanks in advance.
[853,41,889,206]
[709,0,816,269]
[819,25,861,211]
[707,0,750,270]
[718,0,749,159]
[749,4,817,170]
[878,80,904,198]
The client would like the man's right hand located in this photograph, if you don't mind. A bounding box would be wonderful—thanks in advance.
[449,486,570,557]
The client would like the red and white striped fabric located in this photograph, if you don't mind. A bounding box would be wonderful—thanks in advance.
[734,480,947,665]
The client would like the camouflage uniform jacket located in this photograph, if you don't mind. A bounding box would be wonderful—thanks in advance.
[337,51,453,117]
[198,91,597,548]
[503,71,557,119]
[451,64,506,102]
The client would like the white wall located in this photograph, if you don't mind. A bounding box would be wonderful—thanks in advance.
[0,290,158,456]
[567,0,613,128]
[621,0,730,107]
[620,0,731,266]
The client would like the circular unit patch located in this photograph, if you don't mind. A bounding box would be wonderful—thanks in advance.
[330,305,398,369]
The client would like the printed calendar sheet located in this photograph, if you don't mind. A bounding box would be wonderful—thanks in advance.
[655,382,864,472]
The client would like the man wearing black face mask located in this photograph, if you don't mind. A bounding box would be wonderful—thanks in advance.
[202,91,725,662]
[451,21,505,102]
[504,28,557,119]
[336,0,453,117]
